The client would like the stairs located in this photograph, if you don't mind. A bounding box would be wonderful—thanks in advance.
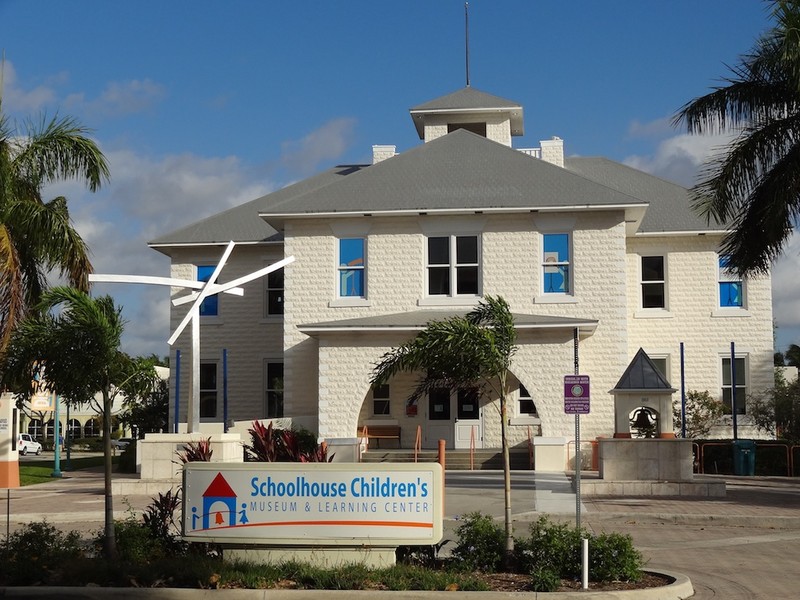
[360,448,531,470]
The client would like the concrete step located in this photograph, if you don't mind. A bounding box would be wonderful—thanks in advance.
[360,449,532,470]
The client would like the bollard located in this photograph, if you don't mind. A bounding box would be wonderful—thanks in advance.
[438,439,446,508]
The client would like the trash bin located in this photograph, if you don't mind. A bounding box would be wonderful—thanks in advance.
[732,440,756,476]
[324,438,361,463]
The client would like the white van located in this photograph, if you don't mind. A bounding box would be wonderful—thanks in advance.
[18,433,42,456]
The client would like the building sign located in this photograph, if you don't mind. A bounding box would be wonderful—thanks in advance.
[182,462,443,546]
[564,375,590,414]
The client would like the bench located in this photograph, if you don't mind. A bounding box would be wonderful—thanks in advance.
[357,424,401,448]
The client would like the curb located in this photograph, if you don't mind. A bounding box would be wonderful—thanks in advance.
[0,570,692,599]
[582,511,800,530]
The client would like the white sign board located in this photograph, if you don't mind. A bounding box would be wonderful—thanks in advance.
[182,462,443,546]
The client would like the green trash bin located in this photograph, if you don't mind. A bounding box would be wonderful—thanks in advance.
[732,440,756,476]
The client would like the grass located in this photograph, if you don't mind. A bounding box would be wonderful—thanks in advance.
[19,455,116,486]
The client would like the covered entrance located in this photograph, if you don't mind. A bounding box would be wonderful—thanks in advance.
[425,388,482,449]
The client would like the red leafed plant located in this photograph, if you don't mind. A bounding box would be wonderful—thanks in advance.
[175,437,213,464]
[244,421,333,462]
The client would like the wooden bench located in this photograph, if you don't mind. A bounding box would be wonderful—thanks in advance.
[358,424,401,448]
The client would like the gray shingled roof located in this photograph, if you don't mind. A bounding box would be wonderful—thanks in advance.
[612,348,676,392]
[565,157,723,234]
[410,87,524,139]
[259,130,645,225]
[299,310,597,334]
[148,165,367,253]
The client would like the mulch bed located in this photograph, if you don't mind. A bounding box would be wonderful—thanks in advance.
[475,571,673,592]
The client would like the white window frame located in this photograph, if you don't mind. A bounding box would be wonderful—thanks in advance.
[640,255,666,309]
[199,362,218,419]
[541,232,572,296]
[337,237,367,299]
[718,255,745,309]
[648,354,670,383]
[264,360,284,418]
[721,354,748,415]
[372,383,391,416]
[425,234,481,299]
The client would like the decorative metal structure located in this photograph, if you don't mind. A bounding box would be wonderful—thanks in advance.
[90,241,295,432]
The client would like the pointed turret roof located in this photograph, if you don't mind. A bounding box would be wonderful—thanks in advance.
[409,87,524,138]
[612,348,676,393]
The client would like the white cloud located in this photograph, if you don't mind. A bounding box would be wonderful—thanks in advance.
[280,117,357,175]
[64,78,167,118]
[0,61,59,113]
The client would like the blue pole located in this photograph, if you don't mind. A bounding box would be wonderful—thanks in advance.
[731,341,738,440]
[223,349,229,433]
[174,350,181,433]
[680,342,686,438]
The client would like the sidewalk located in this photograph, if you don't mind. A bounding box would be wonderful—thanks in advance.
[3,468,800,599]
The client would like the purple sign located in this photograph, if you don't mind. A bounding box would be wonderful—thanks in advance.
[564,375,590,414]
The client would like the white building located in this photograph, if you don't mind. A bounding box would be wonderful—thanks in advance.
[150,87,773,449]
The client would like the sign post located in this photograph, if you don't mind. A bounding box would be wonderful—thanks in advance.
[564,373,589,531]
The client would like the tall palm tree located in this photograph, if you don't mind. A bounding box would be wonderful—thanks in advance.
[673,0,800,276]
[372,295,517,565]
[1,287,156,560]
[0,107,109,351]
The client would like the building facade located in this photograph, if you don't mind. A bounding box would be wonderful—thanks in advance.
[150,87,774,448]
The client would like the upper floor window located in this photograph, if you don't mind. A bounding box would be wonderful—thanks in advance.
[641,256,666,308]
[372,384,390,416]
[338,238,366,298]
[718,256,744,308]
[542,233,571,294]
[721,356,747,414]
[427,235,479,297]
[265,267,284,316]
[197,265,218,316]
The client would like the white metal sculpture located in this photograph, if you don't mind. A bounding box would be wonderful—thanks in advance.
[89,241,295,432]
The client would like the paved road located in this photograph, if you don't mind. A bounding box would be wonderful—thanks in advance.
[3,464,800,598]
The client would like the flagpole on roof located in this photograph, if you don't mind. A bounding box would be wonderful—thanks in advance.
[465,3,471,87]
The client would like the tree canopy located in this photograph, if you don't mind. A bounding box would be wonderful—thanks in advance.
[0,107,108,351]
[674,0,800,276]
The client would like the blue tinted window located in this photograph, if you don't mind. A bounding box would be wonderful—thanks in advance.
[543,233,570,294]
[197,265,218,316]
[718,256,743,307]
[339,238,365,297]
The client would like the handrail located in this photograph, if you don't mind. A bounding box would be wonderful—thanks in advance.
[754,442,791,477]
[697,441,730,474]
[362,425,369,452]
[413,425,422,463]
[527,426,534,470]
[469,426,475,470]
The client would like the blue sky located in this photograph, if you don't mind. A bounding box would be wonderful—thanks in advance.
[2,0,795,357]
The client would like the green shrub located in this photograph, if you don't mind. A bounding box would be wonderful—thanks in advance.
[450,512,505,572]
[589,531,643,582]
[514,516,584,579]
[1,521,85,585]
[531,566,561,592]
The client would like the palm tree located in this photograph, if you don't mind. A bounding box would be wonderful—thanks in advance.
[673,0,800,276]
[0,287,157,559]
[0,107,109,351]
[372,295,517,565]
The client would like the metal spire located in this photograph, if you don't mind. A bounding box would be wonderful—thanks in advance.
[465,2,471,87]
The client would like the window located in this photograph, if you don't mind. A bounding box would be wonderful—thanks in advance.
[722,356,747,414]
[199,363,217,418]
[83,418,100,438]
[265,362,284,418]
[266,267,284,315]
[542,233,570,294]
[649,356,669,381]
[197,265,218,316]
[428,388,451,420]
[338,238,366,297]
[427,235,479,296]
[27,418,42,438]
[641,256,665,308]
[448,122,487,137]
[719,256,744,308]
[518,384,538,416]
[372,384,390,416]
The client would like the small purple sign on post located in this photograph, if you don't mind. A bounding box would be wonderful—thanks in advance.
[564,375,590,414]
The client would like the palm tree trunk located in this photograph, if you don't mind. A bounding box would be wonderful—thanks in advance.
[500,393,514,568]
[102,387,118,560]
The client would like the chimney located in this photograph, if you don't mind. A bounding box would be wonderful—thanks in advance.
[372,144,397,164]
[539,136,564,168]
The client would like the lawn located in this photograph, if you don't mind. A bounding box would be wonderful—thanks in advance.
[19,455,116,486]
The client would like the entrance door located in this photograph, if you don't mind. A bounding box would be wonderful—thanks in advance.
[454,388,482,449]
[426,388,453,448]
